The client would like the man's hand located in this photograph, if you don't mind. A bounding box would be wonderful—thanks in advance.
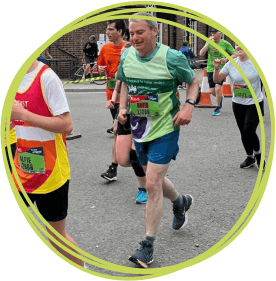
[172,104,194,126]
[209,35,214,40]
[106,100,115,109]
[118,109,127,125]
[11,100,27,121]
[98,65,107,75]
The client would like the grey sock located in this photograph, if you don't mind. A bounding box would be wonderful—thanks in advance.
[145,236,155,246]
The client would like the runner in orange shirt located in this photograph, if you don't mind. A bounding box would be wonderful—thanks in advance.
[97,19,127,182]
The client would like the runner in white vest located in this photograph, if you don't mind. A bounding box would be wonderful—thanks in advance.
[117,12,199,267]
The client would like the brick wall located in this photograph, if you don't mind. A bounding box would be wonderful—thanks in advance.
[44,20,128,79]
[42,14,235,79]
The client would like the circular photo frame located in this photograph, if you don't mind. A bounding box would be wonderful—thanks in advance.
[1,1,275,280]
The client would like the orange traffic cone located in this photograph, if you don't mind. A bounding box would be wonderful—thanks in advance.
[222,75,232,97]
[195,68,216,108]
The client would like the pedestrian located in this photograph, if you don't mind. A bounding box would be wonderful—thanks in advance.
[107,42,147,204]
[117,12,199,267]
[37,48,52,66]
[199,28,236,116]
[180,41,197,69]
[97,19,127,181]
[11,59,85,267]
[83,35,98,79]
[213,44,265,169]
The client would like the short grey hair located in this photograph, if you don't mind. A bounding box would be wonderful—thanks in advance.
[129,12,158,30]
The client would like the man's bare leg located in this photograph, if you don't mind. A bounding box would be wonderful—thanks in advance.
[112,121,118,164]
[144,162,170,237]
[116,135,147,201]
[215,84,222,107]
[162,177,179,202]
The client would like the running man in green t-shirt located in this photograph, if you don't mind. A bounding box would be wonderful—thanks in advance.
[117,12,199,268]
[199,28,237,116]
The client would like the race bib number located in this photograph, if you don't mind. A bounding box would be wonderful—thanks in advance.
[129,95,159,117]
[107,78,116,90]
[233,85,252,98]
[19,147,45,174]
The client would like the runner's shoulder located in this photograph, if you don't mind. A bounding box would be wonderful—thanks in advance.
[166,47,188,64]
[120,47,131,62]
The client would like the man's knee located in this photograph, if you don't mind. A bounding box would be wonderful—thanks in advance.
[146,177,163,192]
[117,155,130,167]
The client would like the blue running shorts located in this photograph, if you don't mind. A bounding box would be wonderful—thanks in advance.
[134,130,180,166]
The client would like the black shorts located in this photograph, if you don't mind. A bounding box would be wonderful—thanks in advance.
[85,56,95,65]
[19,180,69,222]
[117,114,131,136]
[207,72,224,88]
[110,103,119,121]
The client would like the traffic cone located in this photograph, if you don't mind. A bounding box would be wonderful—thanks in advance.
[195,68,216,108]
[222,75,232,97]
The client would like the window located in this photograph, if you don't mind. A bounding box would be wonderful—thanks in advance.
[183,14,198,56]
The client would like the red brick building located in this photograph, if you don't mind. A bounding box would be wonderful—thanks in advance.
[44,5,234,79]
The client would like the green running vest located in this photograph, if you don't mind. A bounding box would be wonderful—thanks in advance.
[123,44,180,143]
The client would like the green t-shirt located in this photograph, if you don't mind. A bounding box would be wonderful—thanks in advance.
[116,43,194,142]
[117,43,193,84]
[206,39,235,72]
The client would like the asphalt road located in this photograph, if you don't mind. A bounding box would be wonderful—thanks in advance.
[49,89,271,276]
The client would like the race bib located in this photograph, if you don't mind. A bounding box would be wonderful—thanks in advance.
[233,85,252,98]
[19,147,45,174]
[107,78,116,90]
[129,95,159,117]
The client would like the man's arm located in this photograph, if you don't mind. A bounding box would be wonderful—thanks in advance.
[172,74,199,126]
[221,53,238,64]
[96,47,107,75]
[199,36,214,57]
[11,101,73,135]
[117,81,128,125]
[107,80,122,109]
[221,43,237,63]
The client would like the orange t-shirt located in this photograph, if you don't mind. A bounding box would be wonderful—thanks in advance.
[97,41,127,101]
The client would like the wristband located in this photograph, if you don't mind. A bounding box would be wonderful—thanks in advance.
[185,99,196,106]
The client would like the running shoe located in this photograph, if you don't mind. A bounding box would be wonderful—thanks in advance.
[219,96,224,109]
[101,165,117,181]
[129,240,154,268]
[107,127,113,134]
[240,157,256,169]
[172,195,193,230]
[255,154,266,169]
[212,107,221,116]
[136,188,147,204]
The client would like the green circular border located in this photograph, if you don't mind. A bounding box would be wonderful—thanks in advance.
[2,1,274,279]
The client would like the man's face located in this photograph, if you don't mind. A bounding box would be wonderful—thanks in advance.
[106,23,121,42]
[211,31,221,40]
[129,21,157,52]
